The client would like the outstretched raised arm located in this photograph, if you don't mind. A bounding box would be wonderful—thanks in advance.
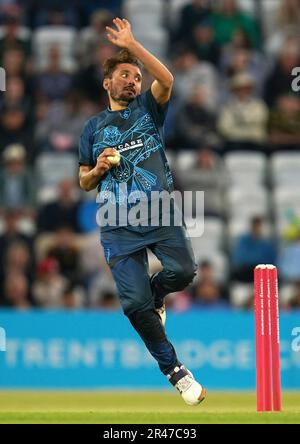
[106,18,174,104]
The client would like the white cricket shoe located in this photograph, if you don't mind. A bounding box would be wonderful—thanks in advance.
[169,366,206,406]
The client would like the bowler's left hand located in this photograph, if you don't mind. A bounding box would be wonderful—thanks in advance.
[106,18,136,49]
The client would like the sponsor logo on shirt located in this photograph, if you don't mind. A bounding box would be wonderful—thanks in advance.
[114,139,144,153]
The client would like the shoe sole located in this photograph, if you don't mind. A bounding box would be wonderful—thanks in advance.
[198,387,206,404]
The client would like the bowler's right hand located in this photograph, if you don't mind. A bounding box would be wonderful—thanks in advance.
[95,148,118,177]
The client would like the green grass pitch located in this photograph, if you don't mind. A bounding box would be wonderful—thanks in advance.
[0,391,299,424]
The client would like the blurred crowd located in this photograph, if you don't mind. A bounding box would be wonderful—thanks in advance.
[0,0,300,311]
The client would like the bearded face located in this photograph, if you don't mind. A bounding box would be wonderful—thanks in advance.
[105,63,142,106]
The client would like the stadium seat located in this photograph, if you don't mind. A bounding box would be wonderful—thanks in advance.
[176,150,197,172]
[227,217,272,245]
[230,283,253,307]
[271,152,300,186]
[195,250,229,283]
[280,284,296,306]
[0,25,31,40]
[34,233,87,261]
[124,0,164,25]
[186,216,225,253]
[167,0,191,27]
[226,185,269,219]
[237,0,256,15]
[32,26,77,71]
[224,151,267,186]
[273,186,300,238]
[36,153,78,187]
[133,28,168,60]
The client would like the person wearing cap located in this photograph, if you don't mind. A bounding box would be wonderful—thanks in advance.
[217,71,269,152]
[0,143,35,213]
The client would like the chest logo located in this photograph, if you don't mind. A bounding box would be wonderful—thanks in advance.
[120,108,131,120]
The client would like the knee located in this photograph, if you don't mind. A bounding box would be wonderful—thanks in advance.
[168,260,197,288]
[122,297,154,318]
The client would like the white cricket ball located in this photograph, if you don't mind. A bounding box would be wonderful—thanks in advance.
[107,151,121,166]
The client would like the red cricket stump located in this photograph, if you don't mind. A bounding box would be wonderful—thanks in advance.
[269,266,282,411]
[254,265,265,412]
[254,264,282,412]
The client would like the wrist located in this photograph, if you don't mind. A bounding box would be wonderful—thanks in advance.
[92,167,104,179]
[127,39,139,53]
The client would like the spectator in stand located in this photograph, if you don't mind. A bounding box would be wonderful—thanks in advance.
[3,241,33,281]
[0,210,33,275]
[264,41,300,107]
[25,1,80,28]
[0,2,25,25]
[77,10,113,68]
[232,216,276,283]
[172,48,219,110]
[190,18,221,66]
[218,72,269,152]
[32,257,68,308]
[46,226,80,283]
[0,102,33,155]
[1,76,32,116]
[172,0,212,48]
[178,144,227,217]
[35,45,74,103]
[2,47,33,96]
[0,76,35,159]
[1,272,31,309]
[79,231,107,287]
[88,262,117,307]
[286,281,300,309]
[221,28,253,61]
[78,0,123,26]
[74,44,115,107]
[2,47,27,78]
[62,284,83,309]
[189,261,229,308]
[37,179,81,233]
[211,0,261,49]
[276,0,300,29]
[35,90,91,153]
[0,14,31,63]
[268,95,300,151]
[174,85,217,149]
[220,41,269,100]
[0,240,34,299]
[0,143,35,211]
[97,290,120,310]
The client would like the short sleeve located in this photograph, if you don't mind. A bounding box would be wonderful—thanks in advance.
[138,89,169,127]
[78,119,95,166]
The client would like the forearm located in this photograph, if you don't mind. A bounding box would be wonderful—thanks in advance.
[127,40,173,88]
[106,17,173,102]
[79,168,103,191]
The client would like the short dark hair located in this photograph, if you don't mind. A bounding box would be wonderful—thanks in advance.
[103,49,142,79]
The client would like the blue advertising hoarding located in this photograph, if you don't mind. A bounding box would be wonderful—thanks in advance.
[0,310,299,389]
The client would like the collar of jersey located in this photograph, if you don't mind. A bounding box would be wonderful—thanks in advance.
[107,105,130,113]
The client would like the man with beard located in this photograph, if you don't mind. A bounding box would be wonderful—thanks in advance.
[78,18,205,406]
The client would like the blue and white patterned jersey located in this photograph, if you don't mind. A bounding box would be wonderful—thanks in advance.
[79,89,174,231]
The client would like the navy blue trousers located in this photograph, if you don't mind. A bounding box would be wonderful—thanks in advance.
[101,225,197,316]
[100,225,197,374]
